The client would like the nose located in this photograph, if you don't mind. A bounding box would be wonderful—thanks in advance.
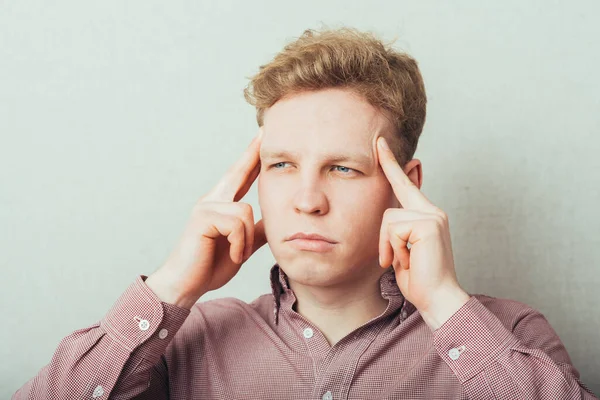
[293,183,330,216]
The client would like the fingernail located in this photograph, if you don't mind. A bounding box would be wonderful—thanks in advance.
[378,137,388,150]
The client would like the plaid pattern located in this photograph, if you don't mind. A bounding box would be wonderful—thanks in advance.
[13,264,597,399]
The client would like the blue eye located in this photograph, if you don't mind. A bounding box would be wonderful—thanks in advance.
[333,166,353,174]
[270,163,356,174]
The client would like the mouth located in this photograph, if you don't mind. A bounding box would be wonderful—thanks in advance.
[286,232,337,243]
[286,238,337,252]
[285,232,338,252]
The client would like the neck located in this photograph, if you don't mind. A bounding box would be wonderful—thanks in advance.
[289,269,389,346]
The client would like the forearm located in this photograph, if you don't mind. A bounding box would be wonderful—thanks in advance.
[431,296,598,399]
[13,325,142,399]
[12,275,190,400]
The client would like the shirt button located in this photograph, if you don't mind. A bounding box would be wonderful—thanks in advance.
[448,348,460,360]
[158,328,168,339]
[322,391,333,400]
[138,319,150,331]
[303,327,314,339]
[401,310,408,319]
[448,346,466,360]
[92,385,104,398]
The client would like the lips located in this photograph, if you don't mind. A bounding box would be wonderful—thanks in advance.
[286,232,337,243]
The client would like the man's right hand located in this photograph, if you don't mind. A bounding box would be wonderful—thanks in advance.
[145,128,267,309]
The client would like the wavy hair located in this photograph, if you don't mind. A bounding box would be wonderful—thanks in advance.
[243,27,427,166]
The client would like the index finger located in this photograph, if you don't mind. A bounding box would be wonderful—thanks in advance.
[376,136,432,210]
[211,127,264,202]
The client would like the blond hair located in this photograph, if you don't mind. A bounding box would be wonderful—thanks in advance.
[243,27,427,166]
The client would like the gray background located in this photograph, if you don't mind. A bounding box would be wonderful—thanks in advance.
[1,0,598,397]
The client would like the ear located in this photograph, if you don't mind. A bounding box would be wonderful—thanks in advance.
[403,158,423,189]
[388,159,423,209]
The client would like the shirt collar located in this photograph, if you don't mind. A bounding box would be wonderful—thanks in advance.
[269,263,415,325]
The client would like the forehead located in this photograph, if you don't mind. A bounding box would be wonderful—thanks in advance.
[262,88,391,154]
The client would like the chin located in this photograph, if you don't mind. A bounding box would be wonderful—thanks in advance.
[279,255,368,289]
[278,257,336,286]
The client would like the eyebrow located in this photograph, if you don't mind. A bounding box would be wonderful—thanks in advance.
[260,149,373,166]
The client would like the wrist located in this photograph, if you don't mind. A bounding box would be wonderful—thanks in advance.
[145,272,201,310]
[419,286,471,331]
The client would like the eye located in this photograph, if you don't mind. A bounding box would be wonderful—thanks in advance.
[333,165,355,174]
[269,163,358,175]
[271,162,289,169]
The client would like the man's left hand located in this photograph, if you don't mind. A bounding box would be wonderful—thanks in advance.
[376,137,471,331]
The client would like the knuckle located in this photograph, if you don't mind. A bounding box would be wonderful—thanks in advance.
[238,202,253,215]
[383,208,395,219]
[437,210,449,223]
[233,217,245,232]
[432,212,448,228]
[235,203,254,223]
[191,203,208,218]
[389,221,403,235]
[193,200,221,216]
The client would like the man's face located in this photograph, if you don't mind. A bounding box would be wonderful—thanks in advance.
[258,88,401,288]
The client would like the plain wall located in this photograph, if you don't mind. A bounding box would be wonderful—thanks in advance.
[1,0,598,396]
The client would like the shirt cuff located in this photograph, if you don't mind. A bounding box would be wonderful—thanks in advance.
[432,296,518,383]
[100,275,191,360]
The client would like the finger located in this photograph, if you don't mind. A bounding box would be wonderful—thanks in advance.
[232,203,255,263]
[387,221,412,270]
[376,137,432,211]
[391,251,403,271]
[234,160,261,203]
[378,214,394,268]
[244,219,267,262]
[379,208,426,268]
[241,206,255,262]
[200,202,255,263]
[210,127,264,202]
[227,218,246,265]
[203,213,247,264]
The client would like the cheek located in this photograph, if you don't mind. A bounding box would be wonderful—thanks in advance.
[258,172,294,197]
[257,175,279,213]
[344,196,386,227]
[372,176,398,209]
[357,183,393,218]
[257,176,266,209]
[336,183,388,217]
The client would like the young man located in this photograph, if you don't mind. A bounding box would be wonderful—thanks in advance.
[14,28,597,399]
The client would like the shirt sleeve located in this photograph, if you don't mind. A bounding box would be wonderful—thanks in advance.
[11,275,191,400]
[432,296,598,399]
